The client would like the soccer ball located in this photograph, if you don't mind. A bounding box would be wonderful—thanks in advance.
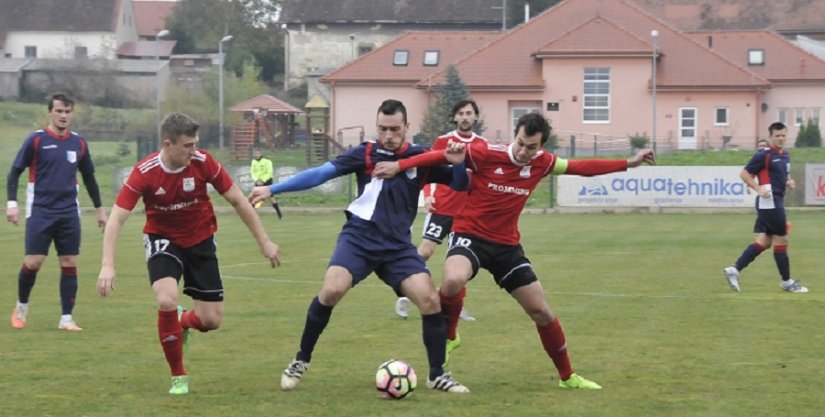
[375,359,417,400]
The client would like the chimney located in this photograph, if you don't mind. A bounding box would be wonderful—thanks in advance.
[524,3,530,23]
[707,35,713,48]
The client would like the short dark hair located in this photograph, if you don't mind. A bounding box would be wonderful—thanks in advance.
[161,113,200,143]
[451,99,480,120]
[769,122,786,135]
[514,113,551,145]
[377,99,407,124]
[48,93,74,111]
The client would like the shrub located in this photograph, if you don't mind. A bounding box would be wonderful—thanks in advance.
[796,119,822,148]
[628,132,650,150]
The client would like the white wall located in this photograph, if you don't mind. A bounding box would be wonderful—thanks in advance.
[5,32,120,59]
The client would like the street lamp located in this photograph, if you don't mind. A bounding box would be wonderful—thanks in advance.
[651,29,659,153]
[218,35,233,150]
[155,29,170,148]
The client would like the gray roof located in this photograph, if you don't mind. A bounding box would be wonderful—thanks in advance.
[0,58,32,72]
[24,58,165,74]
[280,0,502,23]
[0,0,119,32]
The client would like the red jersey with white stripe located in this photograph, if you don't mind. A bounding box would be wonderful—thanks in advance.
[453,142,557,245]
[423,131,486,216]
[116,149,234,248]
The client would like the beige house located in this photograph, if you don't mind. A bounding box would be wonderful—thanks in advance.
[279,0,502,92]
[322,0,825,153]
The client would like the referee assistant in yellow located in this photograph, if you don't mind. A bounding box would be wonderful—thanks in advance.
[250,147,283,218]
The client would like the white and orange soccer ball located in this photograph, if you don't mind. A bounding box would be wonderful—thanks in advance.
[375,359,417,400]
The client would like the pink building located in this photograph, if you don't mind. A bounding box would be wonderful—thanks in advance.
[322,0,825,153]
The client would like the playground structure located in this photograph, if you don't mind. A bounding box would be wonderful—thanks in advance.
[228,94,303,160]
[303,95,347,166]
[228,94,346,165]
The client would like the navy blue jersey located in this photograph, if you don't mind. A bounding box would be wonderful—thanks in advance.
[330,141,457,243]
[11,127,96,217]
[744,147,790,198]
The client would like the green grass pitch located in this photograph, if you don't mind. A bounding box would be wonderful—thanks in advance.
[1,210,824,417]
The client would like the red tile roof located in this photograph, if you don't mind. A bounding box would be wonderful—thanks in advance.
[424,0,770,90]
[133,1,177,37]
[322,31,501,85]
[230,94,303,114]
[687,30,825,82]
[536,15,653,57]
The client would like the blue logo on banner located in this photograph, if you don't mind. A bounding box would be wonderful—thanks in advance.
[578,184,609,196]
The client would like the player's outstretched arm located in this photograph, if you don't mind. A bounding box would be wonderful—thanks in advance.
[226,184,281,268]
[248,162,338,205]
[97,205,131,297]
[373,143,464,179]
[627,148,656,168]
[444,140,467,165]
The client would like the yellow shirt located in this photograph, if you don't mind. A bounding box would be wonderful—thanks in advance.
[250,157,274,182]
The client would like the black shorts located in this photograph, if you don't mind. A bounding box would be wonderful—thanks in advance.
[446,232,537,293]
[421,213,453,244]
[144,234,224,302]
[257,178,274,186]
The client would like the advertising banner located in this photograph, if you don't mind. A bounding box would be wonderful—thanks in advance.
[557,166,753,208]
[804,163,825,206]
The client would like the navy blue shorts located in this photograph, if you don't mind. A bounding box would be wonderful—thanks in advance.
[446,232,537,293]
[329,219,429,296]
[25,214,81,256]
[754,199,786,236]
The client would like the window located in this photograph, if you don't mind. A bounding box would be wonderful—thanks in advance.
[714,107,729,126]
[748,49,764,65]
[583,67,610,123]
[357,44,374,56]
[511,107,541,135]
[812,108,821,125]
[423,50,439,66]
[75,46,87,59]
[24,46,37,58]
[777,108,787,124]
[795,108,805,126]
[392,49,409,66]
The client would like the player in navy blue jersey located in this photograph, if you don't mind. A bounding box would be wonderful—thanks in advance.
[249,99,471,393]
[724,122,808,293]
[7,93,108,331]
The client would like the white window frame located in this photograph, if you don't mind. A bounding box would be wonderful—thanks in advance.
[423,50,439,66]
[795,108,805,126]
[777,108,787,125]
[511,107,541,136]
[714,107,730,126]
[392,49,409,66]
[748,49,765,66]
[810,107,821,126]
[582,67,610,124]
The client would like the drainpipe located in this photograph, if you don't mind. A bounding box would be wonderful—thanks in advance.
[283,26,290,91]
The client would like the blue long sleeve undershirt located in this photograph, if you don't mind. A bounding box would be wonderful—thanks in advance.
[268,162,339,195]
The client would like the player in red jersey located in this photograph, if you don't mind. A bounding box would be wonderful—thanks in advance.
[374,112,655,390]
[395,100,482,322]
[96,113,281,395]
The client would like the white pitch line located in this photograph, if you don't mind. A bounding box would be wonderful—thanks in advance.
[220,274,817,302]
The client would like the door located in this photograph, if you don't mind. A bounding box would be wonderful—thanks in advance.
[678,107,697,150]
